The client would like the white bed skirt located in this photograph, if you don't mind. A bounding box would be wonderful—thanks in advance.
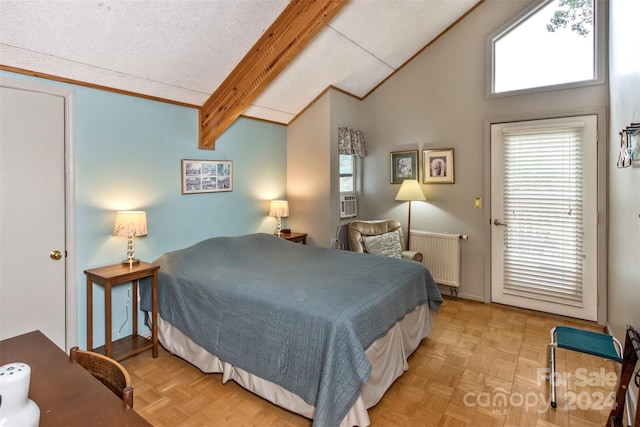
[156,303,433,426]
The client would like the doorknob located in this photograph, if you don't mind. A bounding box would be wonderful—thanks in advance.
[50,250,63,260]
[493,219,508,227]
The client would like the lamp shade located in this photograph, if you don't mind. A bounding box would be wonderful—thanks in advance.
[112,211,147,237]
[395,180,426,201]
[268,200,289,218]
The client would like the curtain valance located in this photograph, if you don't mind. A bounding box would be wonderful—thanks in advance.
[338,127,367,157]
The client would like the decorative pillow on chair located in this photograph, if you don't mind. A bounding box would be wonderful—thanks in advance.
[361,231,403,258]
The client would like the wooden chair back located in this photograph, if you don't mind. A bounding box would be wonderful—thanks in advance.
[608,325,640,427]
[69,346,134,408]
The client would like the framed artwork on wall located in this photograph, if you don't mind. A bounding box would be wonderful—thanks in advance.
[390,150,419,184]
[423,148,455,184]
[181,159,233,194]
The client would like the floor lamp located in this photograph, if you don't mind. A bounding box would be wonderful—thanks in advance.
[394,179,426,250]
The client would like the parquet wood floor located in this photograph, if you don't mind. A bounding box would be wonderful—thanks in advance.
[121,299,618,426]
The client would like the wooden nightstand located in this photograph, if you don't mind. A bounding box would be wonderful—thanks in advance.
[84,262,159,361]
[280,231,307,244]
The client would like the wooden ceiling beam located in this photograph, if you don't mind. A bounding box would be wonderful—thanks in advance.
[199,0,348,150]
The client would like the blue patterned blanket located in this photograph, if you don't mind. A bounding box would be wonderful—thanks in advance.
[140,233,442,427]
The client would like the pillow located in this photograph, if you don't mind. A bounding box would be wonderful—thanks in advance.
[361,231,402,258]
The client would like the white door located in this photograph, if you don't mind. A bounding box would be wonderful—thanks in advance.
[0,85,67,348]
[490,115,598,321]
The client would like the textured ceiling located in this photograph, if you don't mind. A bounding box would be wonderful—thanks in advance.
[0,0,480,125]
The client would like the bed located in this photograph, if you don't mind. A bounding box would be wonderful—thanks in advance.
[140,233,443,427]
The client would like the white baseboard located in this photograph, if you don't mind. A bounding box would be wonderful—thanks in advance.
[436,285,483,302]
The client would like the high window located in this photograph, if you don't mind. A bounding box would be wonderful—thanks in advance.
[487,0,604,97]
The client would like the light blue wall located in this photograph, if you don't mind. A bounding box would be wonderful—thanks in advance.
[2,71,287,349]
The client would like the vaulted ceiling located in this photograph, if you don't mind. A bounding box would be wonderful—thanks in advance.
[0,0,482,148]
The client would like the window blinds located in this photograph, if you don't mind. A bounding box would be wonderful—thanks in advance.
[501,122,585,306]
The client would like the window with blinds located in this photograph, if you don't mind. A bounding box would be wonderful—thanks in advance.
[501,122,585,306]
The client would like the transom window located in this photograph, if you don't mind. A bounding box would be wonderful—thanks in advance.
[487,0,604,97]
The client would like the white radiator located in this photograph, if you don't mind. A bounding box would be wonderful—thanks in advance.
[410,230,461,298]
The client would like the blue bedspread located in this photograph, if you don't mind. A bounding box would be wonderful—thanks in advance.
[140,233,442,427]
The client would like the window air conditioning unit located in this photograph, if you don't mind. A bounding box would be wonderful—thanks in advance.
[340,194,357,219]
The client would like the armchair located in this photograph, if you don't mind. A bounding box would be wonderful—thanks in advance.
[348,219,423,262]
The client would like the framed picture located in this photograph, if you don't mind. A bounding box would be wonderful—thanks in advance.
[181,159,233,194]
[423,148,455,184]
[390,150,419,184]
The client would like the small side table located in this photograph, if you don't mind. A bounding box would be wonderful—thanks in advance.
[84,262,160,361]
[280,232,307,244]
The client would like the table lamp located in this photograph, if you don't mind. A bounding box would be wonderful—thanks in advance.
[112,211,147,265]
[268,200,289,236]
[394,180,426,249]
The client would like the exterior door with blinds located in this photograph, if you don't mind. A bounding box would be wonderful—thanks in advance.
[490,115,598,321]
